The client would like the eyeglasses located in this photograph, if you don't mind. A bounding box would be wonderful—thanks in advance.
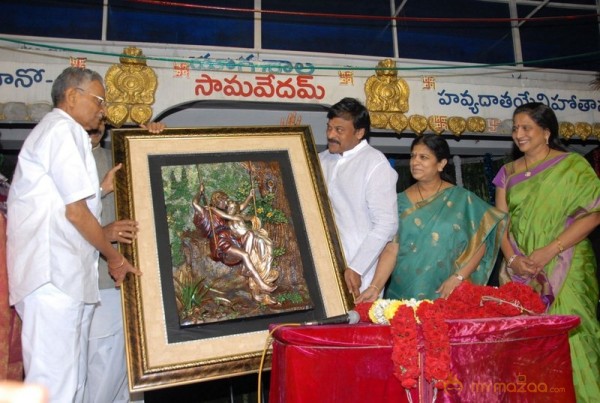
[76,87,107,107]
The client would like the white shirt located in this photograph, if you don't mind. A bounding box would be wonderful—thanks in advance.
[7,108,101,304]
[319,140,398,292]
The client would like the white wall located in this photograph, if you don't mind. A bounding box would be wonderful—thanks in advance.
[1,35,598,157]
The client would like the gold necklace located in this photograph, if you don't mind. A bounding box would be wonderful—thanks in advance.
[417,179,443,201]
[524,147,551,177]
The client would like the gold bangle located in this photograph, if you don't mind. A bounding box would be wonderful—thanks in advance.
[367,284,380,292]
[109,257,125,270]
[555,238,564,254]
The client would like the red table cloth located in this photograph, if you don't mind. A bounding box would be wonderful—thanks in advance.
[269,315,579,403]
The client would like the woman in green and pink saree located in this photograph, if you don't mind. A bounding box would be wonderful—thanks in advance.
[494,102,600,402]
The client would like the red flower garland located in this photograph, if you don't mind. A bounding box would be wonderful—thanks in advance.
[440,281,547,319]
[354,301,372,323]
[355,282,546,391]
[390,305,420,388]
[417,301,450,389]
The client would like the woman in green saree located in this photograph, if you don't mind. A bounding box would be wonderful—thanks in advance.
[357,134,506,303]
[493,102,600,402]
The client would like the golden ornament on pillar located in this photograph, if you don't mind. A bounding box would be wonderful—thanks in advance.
[370,112,390,129]
[559,122,575,140]
[408,114,428,135]
[370,112,409,133]
[466,117,486,133]
[365,59,410,131]
[574,122,592,140]
[427,115,447,135]
[448,116,467,137]
[104,47,158,127]
[389,113,408,133]
[593,123,600,140]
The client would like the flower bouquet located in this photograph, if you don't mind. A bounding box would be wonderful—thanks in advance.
[353,281,546,402]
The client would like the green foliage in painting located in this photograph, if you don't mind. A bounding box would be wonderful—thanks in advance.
[174,276,211,318]
[232,182,288,225]
[275,291,304,304]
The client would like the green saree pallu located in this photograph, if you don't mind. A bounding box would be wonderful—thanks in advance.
[494,152,600,403]
[386,185,506,301]
[497,153,600,306]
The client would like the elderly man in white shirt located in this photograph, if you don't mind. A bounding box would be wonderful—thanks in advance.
[7,67,141,403]
[319,97,398,300]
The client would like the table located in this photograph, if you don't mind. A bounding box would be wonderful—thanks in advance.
[269,315,579,403]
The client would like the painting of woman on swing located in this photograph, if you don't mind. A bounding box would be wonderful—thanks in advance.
[165,159,314,326]
[192,183,279,305]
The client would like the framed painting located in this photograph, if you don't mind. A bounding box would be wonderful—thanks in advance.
[112,125,352,392]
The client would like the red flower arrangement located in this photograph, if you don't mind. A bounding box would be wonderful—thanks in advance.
[390,304,419,388]
[438,281,547,319]
[354,281,546,393]
[354,301,372,323]
[417,301,450,390]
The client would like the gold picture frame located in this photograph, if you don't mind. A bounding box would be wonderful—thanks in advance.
[112,125,352,392]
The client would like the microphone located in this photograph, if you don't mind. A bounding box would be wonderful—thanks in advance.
[302,310,361,326]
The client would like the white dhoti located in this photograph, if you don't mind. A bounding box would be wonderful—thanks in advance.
[16,283,95,403]
[83,287,132,403]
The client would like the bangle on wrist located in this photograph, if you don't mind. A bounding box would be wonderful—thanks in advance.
[367,284,380,292]
[555,238,564,254]
[507,254,517,269]
[454,273,464,281]
[109,257,125,270]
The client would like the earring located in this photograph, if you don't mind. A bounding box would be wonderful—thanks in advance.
[546,137,549,144]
